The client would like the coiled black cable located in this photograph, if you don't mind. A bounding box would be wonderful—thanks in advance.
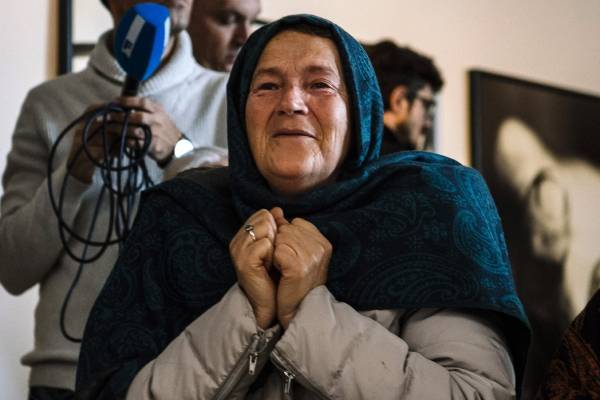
[47,103,154,342]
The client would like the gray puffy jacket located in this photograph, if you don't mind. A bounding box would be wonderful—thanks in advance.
[127,284,515,399]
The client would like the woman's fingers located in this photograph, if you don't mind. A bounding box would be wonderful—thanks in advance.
[246,216,277,245]
[229,209,279,277]
[290,217,321,234]
[273,218,332,328]
[274,224,330,279]
[230,208,333,329]
[272,242,297,272]
[271,207,288,227]
[230,209,281,329]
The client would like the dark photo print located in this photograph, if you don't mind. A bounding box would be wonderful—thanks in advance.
[470,70,600,400]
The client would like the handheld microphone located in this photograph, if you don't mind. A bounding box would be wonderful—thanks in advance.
[48,3,171,342]
[114,3,171,96]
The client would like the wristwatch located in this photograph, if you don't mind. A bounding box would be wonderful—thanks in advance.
[158,133,194,168]
[173,133,194,158]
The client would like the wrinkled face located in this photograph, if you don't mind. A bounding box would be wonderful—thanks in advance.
[108,0,193,33]
[188,0,261,71]
[245,30,351,197]
[403,84,434,151]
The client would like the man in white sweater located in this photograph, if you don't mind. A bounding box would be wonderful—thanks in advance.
[0,0,228,398]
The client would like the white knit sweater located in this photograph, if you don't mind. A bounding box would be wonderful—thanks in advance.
[0,30,228,390]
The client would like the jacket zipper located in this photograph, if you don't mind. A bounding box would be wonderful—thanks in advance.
[213,331,264,400]
[248,351,259,376]
[271,350,330,400]
[248,330,271,375]
[283,370,296,399]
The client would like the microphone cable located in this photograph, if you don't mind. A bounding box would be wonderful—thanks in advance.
[47,102,154,342]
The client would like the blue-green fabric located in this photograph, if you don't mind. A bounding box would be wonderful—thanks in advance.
[76,14,530,399]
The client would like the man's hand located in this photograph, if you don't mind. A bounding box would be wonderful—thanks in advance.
[116,96,183,165]
[67,104,122,183]
[67,97,183,182]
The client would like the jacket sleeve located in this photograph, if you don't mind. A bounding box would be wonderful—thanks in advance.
[0,91,92,294]
[126,284,281,400]
[271,286,516,400]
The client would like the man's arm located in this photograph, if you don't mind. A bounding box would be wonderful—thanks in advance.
[0,91,93,294]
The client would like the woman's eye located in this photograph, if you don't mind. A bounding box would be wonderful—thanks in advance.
[311,81,332,89]
[256,82,278,91]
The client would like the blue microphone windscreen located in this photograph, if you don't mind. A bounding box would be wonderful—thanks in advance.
[114,3,171,82]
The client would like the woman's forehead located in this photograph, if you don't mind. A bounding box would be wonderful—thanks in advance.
[253,30,344,79]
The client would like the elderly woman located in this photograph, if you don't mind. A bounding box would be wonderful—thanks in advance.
[76,15,529,399]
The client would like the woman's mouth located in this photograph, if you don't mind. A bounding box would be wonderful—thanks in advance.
[272,129,316,139]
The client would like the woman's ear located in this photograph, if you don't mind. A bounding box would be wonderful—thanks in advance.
[388,85,410,122]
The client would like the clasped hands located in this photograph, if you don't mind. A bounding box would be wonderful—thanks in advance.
[230,207,332,330]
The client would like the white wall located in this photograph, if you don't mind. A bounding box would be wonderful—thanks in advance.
[260,0,600,163]
[0,1,57,398]
[1,0,599,397]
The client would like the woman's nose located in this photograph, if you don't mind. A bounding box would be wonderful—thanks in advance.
[277,86,308,116]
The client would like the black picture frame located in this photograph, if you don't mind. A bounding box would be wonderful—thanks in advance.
[58,0,95,75]
[470,69,600,399]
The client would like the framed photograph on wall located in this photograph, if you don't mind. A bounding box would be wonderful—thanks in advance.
[470,69,600,399]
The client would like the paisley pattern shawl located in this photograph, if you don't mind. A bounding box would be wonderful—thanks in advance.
[76,14,530,399]
[535,289,600,399]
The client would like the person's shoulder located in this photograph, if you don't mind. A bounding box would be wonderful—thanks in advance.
[378,151,473,179]
[150,166,230,197]
[179,65,228,111]
[186,63,229,89]
[25,68,99,105]
[175,166,230,194]
[373,151,490,203]
[143,167,231,215]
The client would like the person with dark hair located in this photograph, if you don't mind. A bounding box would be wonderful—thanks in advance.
[0,1,228,398]
[364,40,444,154]
[76,14,529,400]
[187,0,262,72]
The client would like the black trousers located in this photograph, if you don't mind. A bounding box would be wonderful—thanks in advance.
[29,386,74,400]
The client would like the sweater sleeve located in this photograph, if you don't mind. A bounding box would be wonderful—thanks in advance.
[126,283,281,400]
[272,286,516,400]
[161,146,228,181]
[0,91,92,295]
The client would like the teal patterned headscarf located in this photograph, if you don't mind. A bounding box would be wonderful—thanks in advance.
[77,14,530,398]
[227,14,384,217]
